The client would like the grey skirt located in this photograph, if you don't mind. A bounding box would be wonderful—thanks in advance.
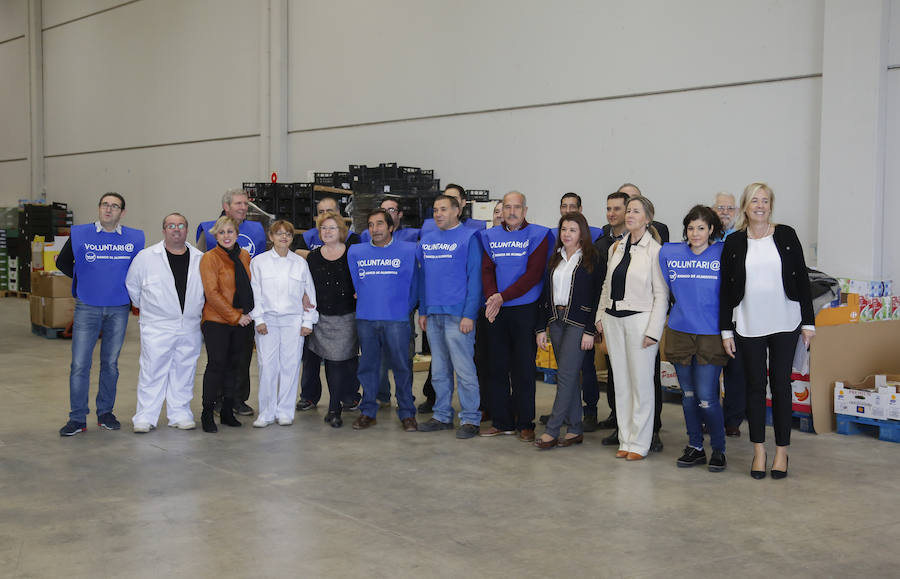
[308,312,359,361]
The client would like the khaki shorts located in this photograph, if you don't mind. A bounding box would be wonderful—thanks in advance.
[663,327,729,367]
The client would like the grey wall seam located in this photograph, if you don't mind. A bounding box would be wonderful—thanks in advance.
[42,0,144,32]
[287,73,823,134]
[44,133,260,159]
[889,64,900,69]
[0,157,28,164]
[0,34,25,46]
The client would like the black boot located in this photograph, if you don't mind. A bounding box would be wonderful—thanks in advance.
[220,398,242,427]
[201,404,218,433]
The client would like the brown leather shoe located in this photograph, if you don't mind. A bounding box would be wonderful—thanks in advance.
[534,436,558,449]
[401,417,418,432]
[615,450,628,458]
[725,425,741,437]
[626,452,645,461]
[558,434,584,447]
[352,415,377,430]
[480,426,516,437]
[518,429,536,442]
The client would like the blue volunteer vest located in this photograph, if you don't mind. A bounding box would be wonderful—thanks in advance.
[302,228,324,250]
[197,219,266,257]
[348,240,418,321]
[419,226,477,307]
[421,218,486,235]
[659,242,723,335]
[360,227,420,244]
[70,224,144,306]
[481,223,550,307]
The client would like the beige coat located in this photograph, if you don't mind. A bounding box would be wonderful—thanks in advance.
[596,230,669,341]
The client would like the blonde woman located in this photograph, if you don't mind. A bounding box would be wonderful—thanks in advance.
[595,196,668,460]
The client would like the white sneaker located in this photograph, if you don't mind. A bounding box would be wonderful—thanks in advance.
[276,417,293,426]
[133,422,154,433]
[253,417,274,428]
[169,420,196,430]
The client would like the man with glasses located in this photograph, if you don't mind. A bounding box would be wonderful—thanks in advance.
[295,196,362,411]
[712,191,745,437]
[126,213,205,432]
[56,193,145,436]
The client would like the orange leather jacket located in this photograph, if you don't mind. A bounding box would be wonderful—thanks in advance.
[200,245,252,325]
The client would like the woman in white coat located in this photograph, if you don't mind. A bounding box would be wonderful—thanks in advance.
[250,220,319,427]
[595,196,669,460]
[125,212,205,432]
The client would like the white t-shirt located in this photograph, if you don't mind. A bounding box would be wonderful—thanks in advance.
[734,235,801,337]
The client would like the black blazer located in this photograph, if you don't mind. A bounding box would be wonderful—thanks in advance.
[536,251,603,335]
[719,224,815,331]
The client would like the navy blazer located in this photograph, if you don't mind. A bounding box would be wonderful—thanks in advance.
[536,251,603,335]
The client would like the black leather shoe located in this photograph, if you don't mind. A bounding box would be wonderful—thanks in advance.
[201,405,217,433]
[601,429,619,446]
[538,414,550,425]
[220,399,242,427]
[771,456,789,479]
[582,414,598,432]
[676,446,706,467]
[596,414,617,429]
[417,399,435,414]
[751,452,767,479]
[649,432,663,452]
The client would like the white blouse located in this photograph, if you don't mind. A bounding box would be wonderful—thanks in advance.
[249,249,319,329]
[551,248,582,307]
[733,235,801,337]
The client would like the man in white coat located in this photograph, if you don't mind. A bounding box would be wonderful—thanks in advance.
[126,212,206,432]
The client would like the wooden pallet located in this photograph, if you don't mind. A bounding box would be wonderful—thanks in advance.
[836,414,900,443]
[2,290,28,298]
[31,323,70,339]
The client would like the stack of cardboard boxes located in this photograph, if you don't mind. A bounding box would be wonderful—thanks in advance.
[817,279,898,325]
[834,374,900,421]
[29,271,74,329]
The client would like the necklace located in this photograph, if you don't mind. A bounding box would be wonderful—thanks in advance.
[748,224,771,239]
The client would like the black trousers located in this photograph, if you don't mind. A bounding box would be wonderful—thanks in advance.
[299,343,323,404]
[324,357,359,415]
[202,322,253,405]
[234,321,254,403]
[604,351,662,432]
[722,344,747,428]
[486,303,538,431]
[736,327,800,446]
[581,348,600,416]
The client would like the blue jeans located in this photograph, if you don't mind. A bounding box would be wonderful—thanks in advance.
[69,300,131,423]
[357,320,415,420]
[674,358,726,453]
[426,314,480,425]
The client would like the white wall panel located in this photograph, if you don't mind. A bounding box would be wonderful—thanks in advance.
[288,0,824,130]
[884,70,899,281]
[43,0,260,156]
[0,0,25,42]
[0,160,29,205]
[890,0,899,66]
[289,78,822,261]
[45,138,260,243]
[0,37,28,160]
[42,0,139,29]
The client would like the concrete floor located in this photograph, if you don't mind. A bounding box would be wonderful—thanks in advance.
[1,297,898,579]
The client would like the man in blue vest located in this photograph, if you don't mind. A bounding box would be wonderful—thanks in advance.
[479,191,550,442]
[359,197,419,407]
[57,192,144,436]
[417,195,483,439]
[295,197,361,412]
[349,208,419,431]
[713,191,745,438]
[539,192,603,432]
[197,188,266,416]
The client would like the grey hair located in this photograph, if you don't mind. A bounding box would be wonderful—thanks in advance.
[222,187,248,206]
[503,190,527,206]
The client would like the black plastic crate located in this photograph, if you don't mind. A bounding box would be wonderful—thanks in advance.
[292,183,315,229]
[273,184,295,220]
[332,172,352,189]
[467,189,490,201]
[378,162,399,180]
[314,172,334,186]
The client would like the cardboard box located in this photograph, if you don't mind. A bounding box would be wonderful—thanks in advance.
[29,295,43,325]
[30,271,72,298]
[659,361,680,391]
[833,374,900,419]
[42,237,68,272]
[41,296,75,328]
[792,373,811,407]
[816,293,860,326]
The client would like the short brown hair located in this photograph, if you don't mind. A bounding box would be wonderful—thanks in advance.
[268,219,295,237]
[316,211,348,243]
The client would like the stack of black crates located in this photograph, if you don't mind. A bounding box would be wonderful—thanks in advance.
[16,203,73,293]
[242,182,353,231]
[346,163,441,233]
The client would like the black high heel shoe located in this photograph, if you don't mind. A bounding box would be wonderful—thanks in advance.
[771,456,789,479]
[751,452,767,479]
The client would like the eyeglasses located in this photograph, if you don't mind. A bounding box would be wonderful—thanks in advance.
[715,205,736,212]
[100,202,122,211]
[165,223,187,230]
[272,231,293,237]
[383,207,400,214]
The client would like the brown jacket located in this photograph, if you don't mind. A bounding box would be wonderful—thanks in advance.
[200,245,252,325]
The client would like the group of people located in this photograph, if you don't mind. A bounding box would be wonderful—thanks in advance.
[56,180,814,479]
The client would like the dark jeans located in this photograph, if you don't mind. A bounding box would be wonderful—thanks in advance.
[300,344,360,406]
[736,327,800,447]
[202,322,253,405]
[604,351,662,432]
[486,303,538,431]
[357,319,416,420]
[722,344,747,428]
[581,348,599,417]
[324,357,359,415]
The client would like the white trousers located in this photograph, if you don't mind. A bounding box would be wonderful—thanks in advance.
[132,325,202,426]
[602,311,659,456]
[255,317,304,422]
